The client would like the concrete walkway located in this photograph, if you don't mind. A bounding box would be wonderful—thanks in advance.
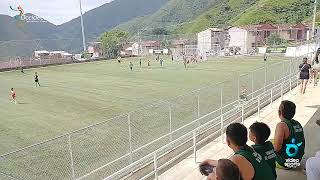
[159,83,320,180]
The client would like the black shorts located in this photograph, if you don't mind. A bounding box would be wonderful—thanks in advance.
[300,72,309,80]
[35,80,39,82]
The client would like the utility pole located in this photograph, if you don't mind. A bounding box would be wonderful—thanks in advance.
[79,0,86,52]
[312,0,318,39]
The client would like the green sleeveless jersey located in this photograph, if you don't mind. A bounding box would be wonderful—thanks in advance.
[252,141,277,178]
[235,146,275,180]
[276,119,305,168]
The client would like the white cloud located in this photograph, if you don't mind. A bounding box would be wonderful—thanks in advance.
[0,0,113,25]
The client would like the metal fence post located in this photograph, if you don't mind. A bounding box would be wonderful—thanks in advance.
[251,72,254,99]
[281,82,284,101]
[220,87,224,143]
[68,135,76,180]
[237,74,240,110]
[169,104,173,143]
[193,131,197,163]
[197,95,200,118]
[270,87,273,108]
[264,63,267,94]
[241,104,244,124]
[258,96,261,121]
[154,153,158,180]
[128,113,133,164]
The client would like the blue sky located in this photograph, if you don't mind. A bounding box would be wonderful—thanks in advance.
[0,0,113,25]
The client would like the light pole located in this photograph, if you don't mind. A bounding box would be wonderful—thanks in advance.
[79,0,86,52]
[312,0,318,38]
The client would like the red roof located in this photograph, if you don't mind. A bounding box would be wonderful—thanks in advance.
[238,23,309,31]
[141,41,160,47]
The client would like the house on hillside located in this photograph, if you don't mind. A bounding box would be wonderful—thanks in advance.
[34,50,72,59]
[171,39,190,58]
[227,23,311,54]
[141,41,161,55]
[88,42,103,58]
[197,28,229,56]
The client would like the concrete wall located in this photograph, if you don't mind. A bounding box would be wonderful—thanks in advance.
[197,29,212,55]
[285,43,319,57]
[229,27,248,54]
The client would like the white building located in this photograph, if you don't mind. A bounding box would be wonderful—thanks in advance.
[197,28,227,56]
[228,27,255,54]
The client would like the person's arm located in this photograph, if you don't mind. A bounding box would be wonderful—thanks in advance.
[274,122,286,152]
[200,159,218,166]
[230,155,254,180]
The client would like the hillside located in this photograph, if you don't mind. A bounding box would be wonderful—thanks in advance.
[175,0,315,34]
[115,0,317,35]
[115,0,221,34]
[0,0,318,58]
[0,0,167,58]
[56,0,168,39]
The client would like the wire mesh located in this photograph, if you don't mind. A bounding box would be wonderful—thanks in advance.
[0,136,71,180]
[70,115,130,179]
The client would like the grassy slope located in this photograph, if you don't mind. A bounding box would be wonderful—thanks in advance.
[174,0,314,34]
[115,0,220,34]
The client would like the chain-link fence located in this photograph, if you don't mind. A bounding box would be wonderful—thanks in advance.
[0,46,317,180]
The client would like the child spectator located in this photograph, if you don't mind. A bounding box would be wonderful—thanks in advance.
[249,122,277,178]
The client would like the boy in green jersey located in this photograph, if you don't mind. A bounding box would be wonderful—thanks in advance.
[249,122,277,178]
[201,123,275,180]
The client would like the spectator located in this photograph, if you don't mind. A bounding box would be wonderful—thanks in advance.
[299,57,312,94]
[274,100,305,169]
[201,123,275,180]
[249,122,277,178]
[206,159,240,180]
[306,151,320,180]
[312,57,320,86]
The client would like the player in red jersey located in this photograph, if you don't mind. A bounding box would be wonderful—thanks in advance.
[11,88,17,104]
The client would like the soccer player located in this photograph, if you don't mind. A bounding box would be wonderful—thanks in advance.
[35,72,40,87]
[21,67,24,73]
[249,122,277,178]
[10,88,17,104]
[139,59,142,68]
[148,60,150,67]
[160,58,163,66]
[264,54,267,62]
[129,62,133,71]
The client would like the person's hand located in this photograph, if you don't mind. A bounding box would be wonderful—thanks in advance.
[207,172,216,180]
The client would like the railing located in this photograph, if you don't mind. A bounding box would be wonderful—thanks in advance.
[0,51,315,180]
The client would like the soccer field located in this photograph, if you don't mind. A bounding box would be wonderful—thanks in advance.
[0,56,286,154]
[0,55,290,179]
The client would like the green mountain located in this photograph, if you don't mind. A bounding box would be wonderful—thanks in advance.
[115,0,221,34]
[116,0,316,34]
[0,0,168,58]
[0,0,318,58]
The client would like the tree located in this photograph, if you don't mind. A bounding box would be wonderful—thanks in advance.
[99,30,129,58]
[266,33,286,46]
[151,28,169,35]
